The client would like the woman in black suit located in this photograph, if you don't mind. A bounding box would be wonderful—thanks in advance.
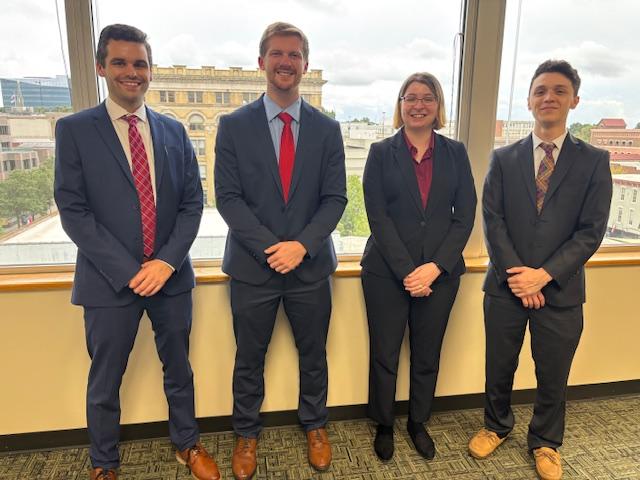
[361,72,477,461]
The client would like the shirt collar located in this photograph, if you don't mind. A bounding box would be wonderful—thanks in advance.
[403,128,436,162]
[106,96,147,124]
[532,130,567,152]
[263,94,302,123]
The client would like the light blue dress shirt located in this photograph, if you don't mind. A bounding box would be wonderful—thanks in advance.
[263,94,302,163]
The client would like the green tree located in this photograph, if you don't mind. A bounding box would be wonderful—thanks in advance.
[635,122,640,129]
[337,175,370,237]
[323,109,336,119]
[569,122,594,143]
[0,159,54,226]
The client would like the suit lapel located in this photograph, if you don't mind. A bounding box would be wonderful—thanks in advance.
[147,108,166,192]
[92,102,136,190]
[424,133,446,220]
[517,134,537,209]
[392,130,424,217]
[287,100,313,201]
[250,97,283,198]
[543,133,579,206]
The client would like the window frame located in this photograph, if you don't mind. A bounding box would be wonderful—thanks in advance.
[1,0,638,278]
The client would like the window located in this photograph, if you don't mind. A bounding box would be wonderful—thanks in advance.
[617,207,624,223]
[629,209,635,226]
[199,164,207,180]
[188,114,205,131]
[159,90,175,103]
[243,92,258,104]
[188,91,203,103]
[497,0,640,247]
[0,126,9,135]
[192,138,206,156]
[215,92,230,104]
[633,189,638,203]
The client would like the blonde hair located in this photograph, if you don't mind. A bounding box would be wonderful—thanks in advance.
[259,22,309,61]
[393,72,446,130]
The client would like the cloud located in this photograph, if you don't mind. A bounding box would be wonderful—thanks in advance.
[549,41,630,78]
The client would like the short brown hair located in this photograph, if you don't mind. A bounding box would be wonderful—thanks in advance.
[529,59,581,95]
[393,72,446,130]
[259,22,309,61]
[96,24,152,67]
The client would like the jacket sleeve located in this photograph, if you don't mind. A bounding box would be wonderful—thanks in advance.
[431,142,477,273]
[154,124,204,271]
[542,151,613,287]
[54,119,140,292]
[482,149,524,284]
[214,115,280,263]
[294,122,348,258]
[363,143,416,281]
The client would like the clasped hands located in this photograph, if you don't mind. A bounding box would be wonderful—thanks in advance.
[403,262,441,298]
[128,259,173,297]
[506,266,552,309]
[265,241,307,274]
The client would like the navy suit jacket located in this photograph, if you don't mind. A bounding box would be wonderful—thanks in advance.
[360,130,477,282]
[214,96,347,285]
[482,133,613,307]
[54,102,203,307]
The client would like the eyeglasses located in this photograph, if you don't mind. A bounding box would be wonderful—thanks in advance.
[400,95,437,105]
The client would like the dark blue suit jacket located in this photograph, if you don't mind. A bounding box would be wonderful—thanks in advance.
[214,96,347,285]
[482,133,613,307]
[360,130,477,282]
[54,102,203,307]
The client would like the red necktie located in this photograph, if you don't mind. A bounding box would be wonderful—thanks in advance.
[124,115,156,257]
[278,112,295,202]
[536,142,556,214]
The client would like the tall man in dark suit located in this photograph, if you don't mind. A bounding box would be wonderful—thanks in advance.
[215,21,347,480]
[54,24,219,480]
[468,60,612,480]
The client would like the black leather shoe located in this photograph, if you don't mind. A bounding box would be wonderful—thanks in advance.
[407,420,435,460]
[374,424,394,461]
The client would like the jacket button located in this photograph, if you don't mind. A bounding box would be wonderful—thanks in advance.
[420,221,426,227]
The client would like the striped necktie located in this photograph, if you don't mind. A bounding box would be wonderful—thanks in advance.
[535,142,556,214]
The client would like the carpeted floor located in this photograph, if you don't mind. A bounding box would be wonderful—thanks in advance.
[1,394,639,479]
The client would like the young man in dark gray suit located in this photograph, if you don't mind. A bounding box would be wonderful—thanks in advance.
[468,60,612,480]
[215,22,347,480]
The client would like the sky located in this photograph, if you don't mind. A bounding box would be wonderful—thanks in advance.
[1,0,639,126]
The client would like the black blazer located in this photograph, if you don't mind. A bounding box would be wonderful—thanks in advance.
[482,133,613,307]
[215,96,347,285]
[360,129,477,282]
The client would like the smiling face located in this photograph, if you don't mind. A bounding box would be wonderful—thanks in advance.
[528,72,579,132]
[400,81,439,132]
[258,33,308,101]
[96,39,151,112]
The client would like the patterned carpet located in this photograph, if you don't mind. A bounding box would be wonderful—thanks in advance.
[1,394,639,479]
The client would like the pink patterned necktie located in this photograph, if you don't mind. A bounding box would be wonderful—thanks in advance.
[535,142,556,214]
[278,112,295,202]
[124,114,156,257]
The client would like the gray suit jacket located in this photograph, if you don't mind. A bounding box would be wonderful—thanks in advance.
[482,133,612,307]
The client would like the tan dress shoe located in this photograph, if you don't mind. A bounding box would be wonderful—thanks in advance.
[176,442,221,480]
[468,428,506,459]
[89,467,117,480]
[307,427,332,471]
[534,447,563,480]
[232,436,258,480]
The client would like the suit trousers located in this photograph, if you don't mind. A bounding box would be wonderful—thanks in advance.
[84,291,198,469]
[362,271,460,427]
[230,274,331,437]
[483,293,583,450]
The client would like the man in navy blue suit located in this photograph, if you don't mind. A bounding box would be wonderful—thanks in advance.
[215,22,347,480]
[54,24,219,480]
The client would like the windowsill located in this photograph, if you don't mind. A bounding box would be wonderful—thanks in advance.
[1,251,639,292]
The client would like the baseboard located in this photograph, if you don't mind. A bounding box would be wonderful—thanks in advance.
[2,379,638,453]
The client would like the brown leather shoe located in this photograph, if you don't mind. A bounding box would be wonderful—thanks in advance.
[232,436,257,480]
[307,428,331,471]
[176,442,220,480]
[534,447,563,480]
[89,468,117,480]
[468,428,506,459]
